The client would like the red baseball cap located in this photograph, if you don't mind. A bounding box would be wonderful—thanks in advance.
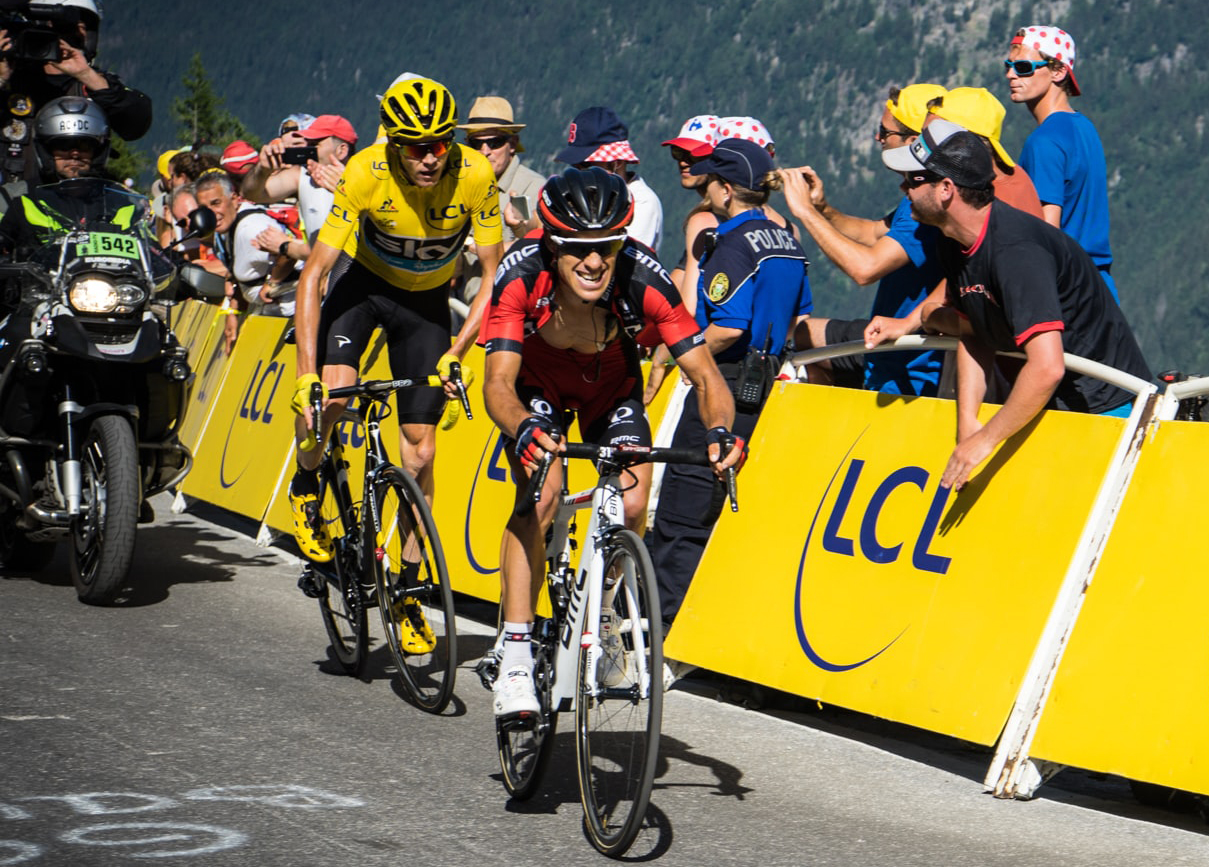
[300,115,358,146]
[220,140,258,176]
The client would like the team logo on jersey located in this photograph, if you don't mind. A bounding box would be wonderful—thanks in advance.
[707,272,731,303]
[378,198,398,212]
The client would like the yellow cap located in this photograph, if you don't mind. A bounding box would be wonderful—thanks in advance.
[887,83,947,135]
[928,87,1014,168]
[157,148,180,180]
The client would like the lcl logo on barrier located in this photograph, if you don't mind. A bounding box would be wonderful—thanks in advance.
[220,358,286,488]
[795,437,952,672]
[464,431,515,575]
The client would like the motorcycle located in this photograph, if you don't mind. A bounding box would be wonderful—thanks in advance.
[0,177,222,603]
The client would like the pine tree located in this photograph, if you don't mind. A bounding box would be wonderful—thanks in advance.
[170,53,258,150]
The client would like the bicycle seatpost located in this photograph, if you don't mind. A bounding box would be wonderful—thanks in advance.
[448,360,473,421]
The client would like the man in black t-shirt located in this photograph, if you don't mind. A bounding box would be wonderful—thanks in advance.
[881,119,1150,490]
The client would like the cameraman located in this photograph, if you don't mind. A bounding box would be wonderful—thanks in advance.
[0,0,150,184]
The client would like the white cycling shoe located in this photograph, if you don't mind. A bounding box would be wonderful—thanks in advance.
[493,666,540,717]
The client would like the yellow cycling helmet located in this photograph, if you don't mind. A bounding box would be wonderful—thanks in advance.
[380,77,458,142]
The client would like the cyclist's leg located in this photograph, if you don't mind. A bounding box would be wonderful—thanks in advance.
[578,343,651,534]
[382,282,451,497]
[493,386,566,717]
[290,267,376,560]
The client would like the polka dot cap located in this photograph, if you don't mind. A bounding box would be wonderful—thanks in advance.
[1012,24,1081,95]
[717,116,774,150]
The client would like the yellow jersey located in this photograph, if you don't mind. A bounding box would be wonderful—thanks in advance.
[318,142,502,291]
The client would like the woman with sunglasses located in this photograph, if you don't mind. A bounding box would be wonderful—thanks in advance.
[479,166,744,717]
[288,77,503,576]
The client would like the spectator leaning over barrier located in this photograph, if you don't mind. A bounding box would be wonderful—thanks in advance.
[881,120,1150,490]
[556,106,663,253]
[455,96,544,304]
[195,170,299,318]
[780,83,947,397]
[1005,25,1118,302]
[649,138,812,631]
[862,87,1043,350]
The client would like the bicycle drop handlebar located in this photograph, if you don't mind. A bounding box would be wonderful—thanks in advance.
[513,442,740,519]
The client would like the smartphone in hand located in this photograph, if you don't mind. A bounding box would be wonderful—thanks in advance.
[281,146,319,166]
[509,194,531,222]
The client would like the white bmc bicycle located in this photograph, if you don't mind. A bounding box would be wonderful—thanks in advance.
[479,440,737,857]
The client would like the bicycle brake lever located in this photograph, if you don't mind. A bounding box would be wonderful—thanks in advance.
[514,451,555,519]
[720,435,739,513]
[449,360,473,421]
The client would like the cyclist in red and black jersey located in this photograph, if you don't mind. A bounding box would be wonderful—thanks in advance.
[480,166,744,717]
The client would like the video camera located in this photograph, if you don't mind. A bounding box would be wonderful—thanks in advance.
[0,1,87,64]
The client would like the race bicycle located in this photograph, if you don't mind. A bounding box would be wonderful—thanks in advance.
[479,440,738,856]
[298,368,471,713]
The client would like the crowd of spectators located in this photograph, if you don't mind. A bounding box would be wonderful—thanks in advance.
[132,24,1140,597]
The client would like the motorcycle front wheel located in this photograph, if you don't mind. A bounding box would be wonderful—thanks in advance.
[71,414,140,605]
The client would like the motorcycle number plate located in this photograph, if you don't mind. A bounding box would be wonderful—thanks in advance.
[76,233,139,259]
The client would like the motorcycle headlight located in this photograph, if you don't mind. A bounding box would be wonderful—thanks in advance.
[68,276,146,315]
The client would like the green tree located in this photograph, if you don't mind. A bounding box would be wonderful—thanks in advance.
[170,53,258,149]
[106,138,149,187]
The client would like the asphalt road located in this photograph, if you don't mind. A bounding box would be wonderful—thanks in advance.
[2,493,1209,866]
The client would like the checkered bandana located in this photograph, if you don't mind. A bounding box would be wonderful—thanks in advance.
[583,140,640,164]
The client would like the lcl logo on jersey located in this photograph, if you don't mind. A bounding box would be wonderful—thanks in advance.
[424,203,470,228]
[794,432,952,671]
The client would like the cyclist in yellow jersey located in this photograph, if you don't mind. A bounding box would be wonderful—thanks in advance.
[288,79,503,643]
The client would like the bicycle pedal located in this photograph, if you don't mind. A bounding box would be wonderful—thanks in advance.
[474,653,500,691]
[297,568,325,599]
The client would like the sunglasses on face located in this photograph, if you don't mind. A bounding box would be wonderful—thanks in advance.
[548,233,627,259]
[391,137,452,159]
[469,134,511,151]
[875,123,913,142]
[1004,58,1051,76]
[900,171,942,189]
[669,146,702,164]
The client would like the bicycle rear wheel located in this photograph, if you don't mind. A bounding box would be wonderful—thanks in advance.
[498,631,557,800]
[372,466,457,713]
[576,529,663,856]
[316,468,367,676]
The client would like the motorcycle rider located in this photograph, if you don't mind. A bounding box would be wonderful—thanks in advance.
[0,94,119,254]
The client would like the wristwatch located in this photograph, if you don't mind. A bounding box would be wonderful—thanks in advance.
[278,240,290,257]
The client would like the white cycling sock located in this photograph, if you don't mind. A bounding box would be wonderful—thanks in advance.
[500,621,533,672]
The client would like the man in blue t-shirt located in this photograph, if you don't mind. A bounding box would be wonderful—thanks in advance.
[781,82,946,396]
[1006,24,1118,301]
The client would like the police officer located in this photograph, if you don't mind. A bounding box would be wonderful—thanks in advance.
[649,138,813,630]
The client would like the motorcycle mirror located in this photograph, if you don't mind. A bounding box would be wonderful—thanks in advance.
[188,206,217,237]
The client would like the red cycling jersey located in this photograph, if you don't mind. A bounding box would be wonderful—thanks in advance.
[479,234,704,359]
[479,233,704,441]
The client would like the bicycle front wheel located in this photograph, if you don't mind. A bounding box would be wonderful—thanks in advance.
[576,528,663,856]
[372,466,457,713]
[498,631,557,800]
[316,469,367,676]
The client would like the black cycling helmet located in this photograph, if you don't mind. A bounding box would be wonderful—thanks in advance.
[537,166,634,234]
